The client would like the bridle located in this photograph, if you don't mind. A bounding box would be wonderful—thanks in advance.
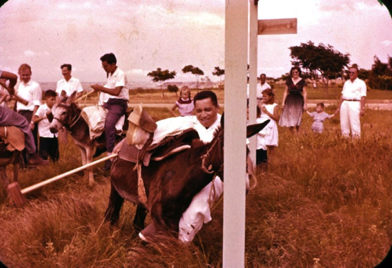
[200,129,224,177]
[53,103,82,130]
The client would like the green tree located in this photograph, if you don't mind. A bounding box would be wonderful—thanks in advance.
[368,56,392,90]
[289,41,350,97]
[212,66,225,89]
[167,84,179,95]
[182,65,204,91]
[147,68,176,97]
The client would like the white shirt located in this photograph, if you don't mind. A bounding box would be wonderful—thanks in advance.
[341,78,367,100]
[99,67,128,105]
[16,80,42,111]
[255,117,270,150]
[256,82,271,99]
[35,103,58,138]
[56,77,83,97]
[153,114,221,145]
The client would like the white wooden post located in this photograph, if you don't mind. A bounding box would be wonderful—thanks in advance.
[223,0,248,267]
[248,0,258,164]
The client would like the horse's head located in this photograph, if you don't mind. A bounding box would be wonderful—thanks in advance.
[49,91,78,133]
[201,114,270,180]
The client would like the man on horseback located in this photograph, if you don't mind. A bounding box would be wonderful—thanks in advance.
[91,53,128,171]
[0,70,48,166]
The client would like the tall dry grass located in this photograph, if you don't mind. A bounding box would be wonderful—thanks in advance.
[0,106,392,267]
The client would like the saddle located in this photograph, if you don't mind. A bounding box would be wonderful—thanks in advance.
[0,126,25,151]
[117,128,200,166]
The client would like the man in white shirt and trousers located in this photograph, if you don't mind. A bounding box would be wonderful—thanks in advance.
[336,64,367,138]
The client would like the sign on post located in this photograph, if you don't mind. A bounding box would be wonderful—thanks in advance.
[258,18,297,35]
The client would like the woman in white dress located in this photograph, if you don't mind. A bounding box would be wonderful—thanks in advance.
[258,88,279,156]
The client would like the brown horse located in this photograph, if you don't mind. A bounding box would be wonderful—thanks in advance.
[104,117,269,240]
[49,92,108,185]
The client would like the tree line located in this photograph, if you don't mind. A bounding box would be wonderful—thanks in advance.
[147,65,225,95]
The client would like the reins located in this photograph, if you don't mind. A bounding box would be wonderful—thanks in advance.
[53,104,82,130]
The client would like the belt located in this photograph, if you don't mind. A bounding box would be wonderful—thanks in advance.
[344,99,360,101]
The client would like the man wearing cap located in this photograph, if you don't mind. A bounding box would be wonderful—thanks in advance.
[91,53,128,171]
[335,64,367,138]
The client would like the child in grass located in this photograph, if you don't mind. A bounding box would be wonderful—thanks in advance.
[171,86,194,117]
[33,89,59,162]
[256,106,271,167]
[258,88,279,156]
[306,102,336,133]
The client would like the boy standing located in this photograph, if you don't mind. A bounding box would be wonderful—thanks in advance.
[33,90,59,162]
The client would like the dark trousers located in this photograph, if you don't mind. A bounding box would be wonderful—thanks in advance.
[0,107,36,154]
[39,137,59,162]
[18,110,38,166]
[103,98,127,153]
[256,149,268,165]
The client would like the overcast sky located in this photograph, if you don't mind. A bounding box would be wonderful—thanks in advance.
[0,0,391,83]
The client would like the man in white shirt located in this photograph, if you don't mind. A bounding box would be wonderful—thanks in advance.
[16,64,42,165]
[0,69,48,166]
[336,64,367,138]
[56,64,83,100]
[256,73,271,105]
[91,53,129,171]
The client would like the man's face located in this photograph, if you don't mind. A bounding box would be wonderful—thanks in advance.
[102,61,116,74]
[349,68,358,81]
[19,69,31,84]
[260,75,266,84]
[195,98,219,128]
[61,67,71,78]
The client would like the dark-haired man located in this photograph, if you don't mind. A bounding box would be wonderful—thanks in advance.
[56,64,83,100]
[91,53,128,171]
[139,90,224,243]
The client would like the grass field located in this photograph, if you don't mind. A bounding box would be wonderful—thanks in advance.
[0,101,392,267]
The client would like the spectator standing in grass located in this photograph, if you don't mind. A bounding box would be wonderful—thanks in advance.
[258,88,279,156]
[306,103,336,133]
[256,73,271,105]
[0,69,48,166]
[56,64,83,100]
[279,66,308,135]
[170,86,194,116]
[255,105,270,168]
[33,90,59,162]
[335,64,367,138]
[15,64,42,166]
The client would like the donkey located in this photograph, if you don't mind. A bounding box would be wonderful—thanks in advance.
[49,92,109,185]
[104,117,269,240]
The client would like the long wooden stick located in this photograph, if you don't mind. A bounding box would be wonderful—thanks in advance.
[20,154,117,194]
[74,90,96,103]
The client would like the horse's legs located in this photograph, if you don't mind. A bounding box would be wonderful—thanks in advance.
[133,204,147,233]
[104,182,124,225]
[85,147,95,186]
[77,146,94,185]
[0,167,8,191]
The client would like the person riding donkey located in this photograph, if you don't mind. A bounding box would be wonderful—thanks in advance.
[91,53,128,171]
[125,90,253,243]
[0,70,48,166]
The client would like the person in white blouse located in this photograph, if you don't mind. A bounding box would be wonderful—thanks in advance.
[335,64,367,138]
[56,64,83,100]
